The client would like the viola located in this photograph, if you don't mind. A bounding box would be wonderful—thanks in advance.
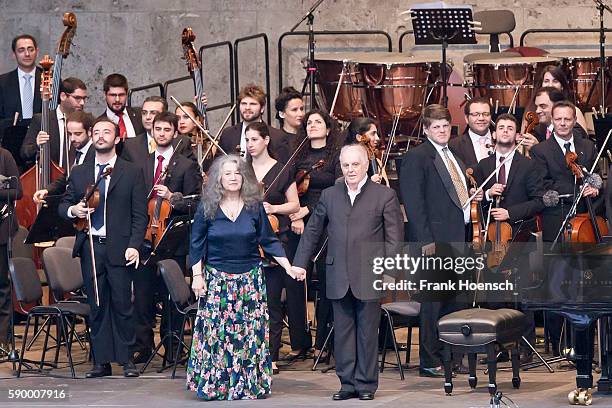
[296,159,326,197]
[563,152,608,243]
[465,168,485,253]
[486,196,513,268]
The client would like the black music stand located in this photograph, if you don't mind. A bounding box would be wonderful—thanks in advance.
[25,195,75,245]
[410,6,477,107]
[142,216,193,266]
[593,116,612,153]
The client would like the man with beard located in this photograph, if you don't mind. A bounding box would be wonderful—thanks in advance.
[32,111,95,203]
[99,73,144,140]
[449,97,494,172]
[20,77,88,169]
[59,117,147,378]
[131,111,202,363]
[218,84,286,161]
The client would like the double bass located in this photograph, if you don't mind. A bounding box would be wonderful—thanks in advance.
[15,13,77,229]
[181,27,209,170]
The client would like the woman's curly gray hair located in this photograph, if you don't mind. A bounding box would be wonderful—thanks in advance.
[200,154,262,219]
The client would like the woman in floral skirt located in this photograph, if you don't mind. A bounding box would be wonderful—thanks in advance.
[187,154,305,400]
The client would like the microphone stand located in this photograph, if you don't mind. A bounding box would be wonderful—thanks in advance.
[292,0,326,110]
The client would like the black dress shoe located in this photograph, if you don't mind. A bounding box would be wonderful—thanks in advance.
[332,390,358,400]
[358,391,375,400]
[86,363,112,378]
[419,366,454,378]
[123,360,140,377]
[132,350,153,364]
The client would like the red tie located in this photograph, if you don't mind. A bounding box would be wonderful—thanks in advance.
[545,128,552,140]
[118,113,127,140]
[154,156,164,185]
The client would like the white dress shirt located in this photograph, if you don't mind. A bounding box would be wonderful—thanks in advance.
[468,129,493,163]
[430,139,470,224]
[345,175,368,205]
[484,150,515,201]
[153,146,174,182]
[74,140,92,166]
[56,107,67,168]
[554,134,575,154]
[105,107,137,139]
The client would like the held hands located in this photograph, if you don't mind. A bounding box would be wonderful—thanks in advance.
[33,189,49,204]
[153,184,172,200]
[289,266,307,281]
[582,185,599,198]
[70,201,94,219]
[36,131,49,146]
[125,248,140,268]
[289,206,309,222]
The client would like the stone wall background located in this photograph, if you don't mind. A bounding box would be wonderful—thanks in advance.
[1,0,610,129]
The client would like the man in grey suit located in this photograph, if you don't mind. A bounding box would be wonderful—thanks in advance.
[293,144,403,401]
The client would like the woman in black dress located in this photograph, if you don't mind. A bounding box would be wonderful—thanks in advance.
[245,121,305,374]
[274,87,305,158]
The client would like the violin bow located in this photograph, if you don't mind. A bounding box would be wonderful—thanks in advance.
[170,96,227,156]
[201,103,236,163]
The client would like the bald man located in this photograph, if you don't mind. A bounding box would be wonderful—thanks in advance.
[293,144,403,401]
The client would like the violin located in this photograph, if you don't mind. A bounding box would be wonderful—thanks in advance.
[563,152,608,243]
[258,181,280,234]
[486,196,513,268]
[465,168,485,253]
[518,111,539,158]
[74,166,113,232]
[296,159,326,196]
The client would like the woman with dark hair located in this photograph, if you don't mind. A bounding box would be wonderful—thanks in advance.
[345,117,385,184]
[275,87,305,157]
[244,121,303,374]
[283,109,341,363]
[522,65,588,132]
[187,154,305,400]
[175,101,215,170]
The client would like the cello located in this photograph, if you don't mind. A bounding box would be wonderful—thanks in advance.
[15,13,77,229]
[563,152,608,243]
[181,27,209,170]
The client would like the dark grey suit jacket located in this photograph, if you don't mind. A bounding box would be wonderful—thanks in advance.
[293,179,404,301]
[0,67,42,128]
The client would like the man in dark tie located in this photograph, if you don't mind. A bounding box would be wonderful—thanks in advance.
[32,111,95,203]
[0,34,42,129]
[59,117,147,378]
[20,77,88,169]
[292,144,403,401]
[99,73,144,141]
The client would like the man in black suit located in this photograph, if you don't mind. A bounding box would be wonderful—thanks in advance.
[59,117,147,378]
[20,77,88,169]
[400,104,483,377]
[474,113,545,237]
[219,84,287,161]
[530,101,599,243]
[292,144,403,401]
[0,147,22,352]
[99,73,144,140]
[0,34,42,129]
[131,111,202,363]
[33,111,95,203]
[449,97,494,172]
[121,96,193,164]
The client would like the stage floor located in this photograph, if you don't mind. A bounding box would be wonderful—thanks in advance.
[1,346,610,407]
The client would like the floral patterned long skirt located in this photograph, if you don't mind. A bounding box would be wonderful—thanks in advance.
[186,264,272,400]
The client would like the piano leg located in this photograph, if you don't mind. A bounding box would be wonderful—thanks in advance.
[597,316,612,393]
[568,322,594,405]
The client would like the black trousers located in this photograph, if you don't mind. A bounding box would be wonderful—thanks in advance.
[132,263,156,354]
[80,241,135,364]
[0,244,11,344]
[332,289,380,393]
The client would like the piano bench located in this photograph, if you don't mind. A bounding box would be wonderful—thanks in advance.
[437,308,527,396]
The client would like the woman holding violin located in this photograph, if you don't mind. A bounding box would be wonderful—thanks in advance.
[245,121,303,374]
[286,109,341,362]
[345,117,385,184]
[175,101,214,171]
